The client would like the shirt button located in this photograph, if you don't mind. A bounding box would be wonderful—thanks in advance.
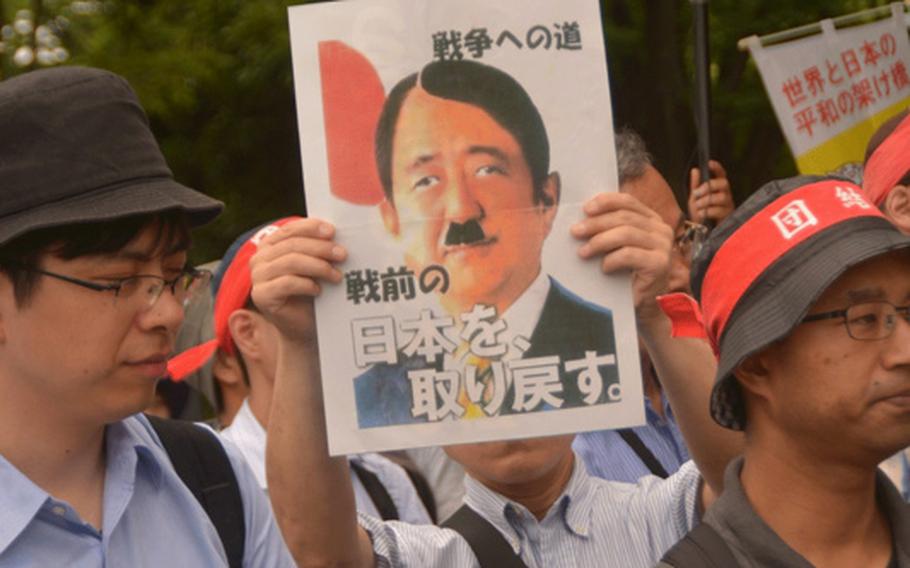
[52,506,66,516]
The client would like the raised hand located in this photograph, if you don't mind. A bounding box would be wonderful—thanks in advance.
[249,218,346,344]
[688,160,734,225]
[571,192,673,323]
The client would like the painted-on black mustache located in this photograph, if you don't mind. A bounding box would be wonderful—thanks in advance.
[445,218,486,246]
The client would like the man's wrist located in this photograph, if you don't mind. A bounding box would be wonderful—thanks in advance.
[635,304,671,340]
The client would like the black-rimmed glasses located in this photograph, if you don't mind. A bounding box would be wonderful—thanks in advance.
[7,263,211,310]
[802,301,910,341]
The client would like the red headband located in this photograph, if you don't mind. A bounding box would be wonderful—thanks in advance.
[167,216,302,381]
[659,181,887,351]
[863,112,910,206]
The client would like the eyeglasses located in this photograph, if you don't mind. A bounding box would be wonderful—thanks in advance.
[11,264,212,311]
[673,220,709,262]
[802,301,910,341]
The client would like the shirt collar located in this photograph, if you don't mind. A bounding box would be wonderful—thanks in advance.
[644,393,675,425]
[0,416,166,555]
[710,456,910,566]
[109,417,165,490]
[876,468,910,563]
[499,271,551,359]
[0,452,50,555]
[462,451,596,554]
[225,399,266,444]
[557,454,596,538]
[220,399,268,489]
[441,271,551,371]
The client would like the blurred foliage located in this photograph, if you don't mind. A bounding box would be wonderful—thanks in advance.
[1,0,904,260]
[603,0,898,208]
[3,0,313,262]
[65,0,310,262]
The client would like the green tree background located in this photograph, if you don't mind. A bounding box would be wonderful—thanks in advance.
[0,0,902,261]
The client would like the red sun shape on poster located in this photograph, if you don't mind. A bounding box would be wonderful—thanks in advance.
[318,40,387,206]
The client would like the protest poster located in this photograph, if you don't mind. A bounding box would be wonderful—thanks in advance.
[288,0,643,455]
[748,4,910,174]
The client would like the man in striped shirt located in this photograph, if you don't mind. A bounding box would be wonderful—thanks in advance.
[251,191,740,567]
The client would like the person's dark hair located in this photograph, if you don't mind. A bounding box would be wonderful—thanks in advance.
[375,60,552,205]
[154,378,191,419]
[864,108,910,188]
[614,128,653,185]
[0,210,191,307]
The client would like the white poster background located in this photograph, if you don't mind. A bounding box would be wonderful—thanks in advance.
[749,5,910,157]
[289,0,643,455]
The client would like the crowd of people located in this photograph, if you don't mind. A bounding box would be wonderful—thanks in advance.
[0,60,908,567]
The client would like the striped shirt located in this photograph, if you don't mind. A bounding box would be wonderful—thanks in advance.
[360,454,701,567]
[221,400,432,524]
[573,397,690,482]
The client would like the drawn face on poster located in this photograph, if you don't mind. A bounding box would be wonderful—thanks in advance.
[376,61,560,317]
[289,0,643,455]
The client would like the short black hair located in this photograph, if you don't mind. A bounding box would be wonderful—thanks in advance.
[864,108,910,187]
[374,60,551,205]
[0,211,191,306]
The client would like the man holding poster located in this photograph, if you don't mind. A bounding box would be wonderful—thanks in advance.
[267,1,743,564]
[250,198,738,566]
[355,59,618,427]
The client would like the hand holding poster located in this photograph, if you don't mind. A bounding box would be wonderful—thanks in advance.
[288,0,643,455]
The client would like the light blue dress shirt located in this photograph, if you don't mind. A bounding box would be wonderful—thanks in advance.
[573,397,690,482]
[0,413,294,567]
[220,399,432,524]
[359,454,701,568]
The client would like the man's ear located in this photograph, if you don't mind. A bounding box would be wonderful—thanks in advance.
[541,171,561,209]
[227,309,259,360]
[733,350,773,402]
[884,185,910,235]
[540,172,561,233]
[379,198,400,237]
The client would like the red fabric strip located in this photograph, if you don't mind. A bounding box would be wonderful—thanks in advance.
[863,113,910,205]
[168,216,302,380]
[701,180,885,346]
[656,292,717,356]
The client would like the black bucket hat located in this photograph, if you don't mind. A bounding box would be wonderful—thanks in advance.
[0,66,222,247]
[689,175,910,430]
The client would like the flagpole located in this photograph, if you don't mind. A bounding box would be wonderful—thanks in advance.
[691,0,714,227]
[737,0,910,52]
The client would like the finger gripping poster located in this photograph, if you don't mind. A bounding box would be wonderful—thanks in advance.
[289,0,644,455]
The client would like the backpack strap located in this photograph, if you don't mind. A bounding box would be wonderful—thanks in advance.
[400,464,438,523]
[617,428,670,478]
[147,415,246,568]
[442,505,527,568]
[350,460,400,521]
[660,522,741,568]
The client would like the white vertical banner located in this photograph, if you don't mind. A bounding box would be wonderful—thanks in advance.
[748,4,910,173]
